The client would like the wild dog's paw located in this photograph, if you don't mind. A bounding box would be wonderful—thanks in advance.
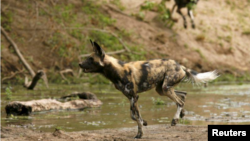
[171,119,179,126]
[134,133,143,139]
[192,24,196,29]
[143,120,147,126]
[180,109,186,119]
[184,23,187,29]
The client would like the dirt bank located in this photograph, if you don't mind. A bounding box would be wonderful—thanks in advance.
[1,0,250,83]
[1,124,207,141]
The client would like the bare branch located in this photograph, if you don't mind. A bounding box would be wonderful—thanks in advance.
[2,70,25,82]
[1,26,49,88]
[59,69,75,81]
[1,26,35,77]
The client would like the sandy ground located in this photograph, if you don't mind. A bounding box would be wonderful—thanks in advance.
[1,124,207,141]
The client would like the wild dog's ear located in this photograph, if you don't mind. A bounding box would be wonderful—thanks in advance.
[93,41,105,59]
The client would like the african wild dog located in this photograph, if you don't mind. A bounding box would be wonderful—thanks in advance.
[171,0,199,29]
[79,40,218,139]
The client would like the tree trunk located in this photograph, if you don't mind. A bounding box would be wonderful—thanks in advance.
[5,92,102,116]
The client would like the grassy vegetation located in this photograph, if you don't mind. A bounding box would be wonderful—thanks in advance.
[152,97,165,105]
[133,0,174,27]
[242,30,250,35]
[55,127,63,130]
[1,11,13,31]
[179,119,191,124]
[89,29,146,61]
[184,44,189,49]
[195,34,206,42]
[5,87,12,100]
[218,35,232,43]
[42,0,144,73]
[111,0,126,11]
[213,73,250,83]
[33,0,148,84]
[156,1,174,28]
[0,45,4,52]
[2,0,250,86]
[194,49,205,59]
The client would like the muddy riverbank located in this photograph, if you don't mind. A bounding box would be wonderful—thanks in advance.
[1,124,207,141]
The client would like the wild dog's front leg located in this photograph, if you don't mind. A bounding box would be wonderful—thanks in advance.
[130,95,145,139]
[177,7,187,28]
[130,98,147,126]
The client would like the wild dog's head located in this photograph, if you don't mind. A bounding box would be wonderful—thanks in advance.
[79,40,105,73]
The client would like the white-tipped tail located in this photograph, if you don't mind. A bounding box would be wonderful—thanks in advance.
[192,70,219,83]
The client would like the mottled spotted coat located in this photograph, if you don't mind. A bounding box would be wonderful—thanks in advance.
[79,40,218,139]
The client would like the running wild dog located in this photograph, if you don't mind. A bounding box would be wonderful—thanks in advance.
[171,0,199,29]
[79,40,218,139]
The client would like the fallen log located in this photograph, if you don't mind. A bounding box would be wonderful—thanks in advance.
[5,92,102,116]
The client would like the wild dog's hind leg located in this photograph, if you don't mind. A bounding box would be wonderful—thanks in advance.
[175,90,187,118]
[172,91,188,126]
[156,85,186,120]
[162,84,184,106]
[130,95,145,139]
[162,74,186,126]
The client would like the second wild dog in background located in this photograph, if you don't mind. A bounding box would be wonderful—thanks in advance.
[171,0,199,29]
[79,40,218,139]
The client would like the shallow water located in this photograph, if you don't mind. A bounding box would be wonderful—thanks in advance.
[1,82,250,132]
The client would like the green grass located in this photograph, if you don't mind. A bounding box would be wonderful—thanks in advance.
[81,1,116,27]
[140,1,156,11]
[194,49,205,59]
[1,11,13,31]
[135,0,173,27]
[152,97,165,105]
[5,87,12,100]
[242,30,250,35]
[218,35,232,43]
[111,0,126,11]
[0,45,4,52]
[184,44,189,49]
[195,34,206,42]
[179,119,191,124]
[224,35,232,43]
[55,127,63,130]
[134,11,145,21]
[213,73,250,82]
[89,31,124,51]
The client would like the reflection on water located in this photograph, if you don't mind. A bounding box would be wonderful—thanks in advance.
[1,83,250,132]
